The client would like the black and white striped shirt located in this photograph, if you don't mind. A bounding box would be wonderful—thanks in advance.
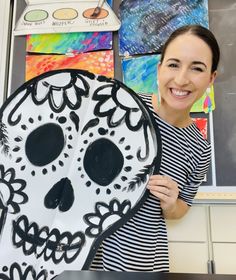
[90,94,211,272]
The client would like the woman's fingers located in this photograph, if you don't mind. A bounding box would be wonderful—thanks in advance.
[148,175,169,187]
[147,174,179,200]
[147,185,170,196]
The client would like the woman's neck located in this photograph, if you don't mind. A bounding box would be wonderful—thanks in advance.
[151,94,193,128]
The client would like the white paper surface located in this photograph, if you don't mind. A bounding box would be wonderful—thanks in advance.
[14,0,121,35]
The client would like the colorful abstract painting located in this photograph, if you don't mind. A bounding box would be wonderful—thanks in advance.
[122,54,214,113]
[192,118,208,139]
[119,0,209,55]
[25,50,114,80]
[26,31,112,54]
[26,1,113,54]
[191,86,215,113]
[122,54,161,94]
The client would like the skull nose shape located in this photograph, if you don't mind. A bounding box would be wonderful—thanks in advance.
[44,178,74,212]
[84,138,124,186]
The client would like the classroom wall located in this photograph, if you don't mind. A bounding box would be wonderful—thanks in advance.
[0,0,236,274]
[1,1,236,197]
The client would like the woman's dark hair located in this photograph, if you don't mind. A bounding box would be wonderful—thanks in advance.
[160,24,220,73]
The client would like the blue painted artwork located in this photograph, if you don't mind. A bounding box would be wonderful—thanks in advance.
[122,54,161,94]
[119,0,209,55]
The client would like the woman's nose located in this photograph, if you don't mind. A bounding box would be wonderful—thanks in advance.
[174,69,190,86]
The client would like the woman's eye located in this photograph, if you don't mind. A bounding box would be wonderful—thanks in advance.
[168,63,178,68]
[192,67,204,72]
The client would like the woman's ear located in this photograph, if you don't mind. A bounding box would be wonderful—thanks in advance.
[209,70,217,86]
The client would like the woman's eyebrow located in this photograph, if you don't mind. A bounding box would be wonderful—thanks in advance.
[166,58,207,68]
[166,58,179,62]
[192,61,207,68]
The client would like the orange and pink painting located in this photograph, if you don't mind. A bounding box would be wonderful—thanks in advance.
[26,50,114,81]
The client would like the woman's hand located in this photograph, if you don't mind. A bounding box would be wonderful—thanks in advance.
[147,174,179,212]
[147,174,189,219]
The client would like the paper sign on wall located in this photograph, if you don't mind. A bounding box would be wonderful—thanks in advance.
[14,0,121,35]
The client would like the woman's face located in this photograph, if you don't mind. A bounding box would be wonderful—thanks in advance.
[158,33,217,113]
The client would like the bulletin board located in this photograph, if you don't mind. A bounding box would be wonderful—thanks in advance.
[5,0,236,200]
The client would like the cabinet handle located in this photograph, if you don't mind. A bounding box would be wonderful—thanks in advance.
[211,260,216,274]
[207,260,215,274]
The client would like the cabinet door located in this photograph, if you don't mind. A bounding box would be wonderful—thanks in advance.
[167,206,209,273]
[169,242,209,273]
[210,205,236,242]
[213,243,236,274]
[166,205,208,242]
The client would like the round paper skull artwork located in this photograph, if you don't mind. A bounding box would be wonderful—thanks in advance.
[0,69,161,279]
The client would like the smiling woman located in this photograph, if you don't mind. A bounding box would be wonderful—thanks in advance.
[90,24,221,272]
[156,25,219,128]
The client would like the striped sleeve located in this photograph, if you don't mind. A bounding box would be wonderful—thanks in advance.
[179,142,211,206]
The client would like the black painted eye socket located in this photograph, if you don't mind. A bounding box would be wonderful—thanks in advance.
[84,138,124,186]
[10,112,75,176]
[26,123,64,166]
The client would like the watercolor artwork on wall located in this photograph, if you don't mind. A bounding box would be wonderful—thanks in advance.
[192,118,208,139]
[26,0,113,54]
[122,54,161,95]
[26,31,113,54]
[191,86,215,113]
[119,0,209,56]
[14,0,120,35]
[25,50,114,81]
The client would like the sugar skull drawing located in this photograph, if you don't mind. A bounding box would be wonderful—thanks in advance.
[0,69,161,279]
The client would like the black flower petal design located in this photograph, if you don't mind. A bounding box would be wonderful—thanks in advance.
[0,165,28,214]
[93,79,145,131]
[7,70,93,126]
[0,262,48,280]
[84,199,131,237]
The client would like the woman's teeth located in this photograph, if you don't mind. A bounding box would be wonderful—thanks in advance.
[171,88,190,96]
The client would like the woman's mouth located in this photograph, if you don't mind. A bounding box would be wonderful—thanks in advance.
[170,88,191,97]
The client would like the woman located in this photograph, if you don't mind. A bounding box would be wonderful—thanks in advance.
[91,24,220,271]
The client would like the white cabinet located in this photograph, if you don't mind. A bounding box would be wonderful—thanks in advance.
[167,205,208,242]
[210,205,236,274]
[212,243,236,274]
[167,204,236,274]
[168,242,209,273]
[167,205,210,273]
[210,205,236,242]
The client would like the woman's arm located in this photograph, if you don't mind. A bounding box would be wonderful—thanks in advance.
[162,198,190,219]
[147,174,190,219]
